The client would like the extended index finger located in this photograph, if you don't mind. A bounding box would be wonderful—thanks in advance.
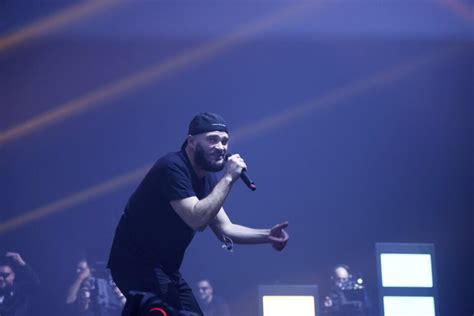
[273,221,289,230]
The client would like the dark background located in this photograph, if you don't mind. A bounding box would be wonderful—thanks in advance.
[1,1,472,315]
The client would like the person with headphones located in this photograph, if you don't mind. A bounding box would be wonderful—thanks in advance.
[323,264,371,316]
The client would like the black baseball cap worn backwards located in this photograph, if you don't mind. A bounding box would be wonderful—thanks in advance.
[182,112,228,149]
[187,112,228,135]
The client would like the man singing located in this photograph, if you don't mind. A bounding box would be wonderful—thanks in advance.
[108,112,289,315]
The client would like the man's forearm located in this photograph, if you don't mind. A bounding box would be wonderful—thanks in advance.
[193,175,233,230]
[66,288,79,304]
[222,223,270,244]
[66,278,83,304]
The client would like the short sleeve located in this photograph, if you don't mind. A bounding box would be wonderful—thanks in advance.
[158,162,196,201]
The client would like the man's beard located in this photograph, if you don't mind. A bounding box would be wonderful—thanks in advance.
[0,285,10,295]
[194,143,225,172]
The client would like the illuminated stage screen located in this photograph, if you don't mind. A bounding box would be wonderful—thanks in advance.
[376,243,438,316]
[381,253,433,288]
[262,295,315,316]
[383,296,435,316]
[259,285,319,316]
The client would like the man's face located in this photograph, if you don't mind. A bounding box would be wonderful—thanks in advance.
[197,280,213,302]
[192,131,229,172]
[334,267,349,282]
[0,265,15,289]
[76,260,89,275]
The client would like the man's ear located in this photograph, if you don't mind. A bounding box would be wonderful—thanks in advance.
[186,135,195,149]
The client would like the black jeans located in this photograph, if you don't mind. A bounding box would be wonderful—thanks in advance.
[110,264,203,316]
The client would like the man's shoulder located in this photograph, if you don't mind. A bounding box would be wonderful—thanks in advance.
[213,296,229,306]
[154,151,188,170]
[146,151,193,183]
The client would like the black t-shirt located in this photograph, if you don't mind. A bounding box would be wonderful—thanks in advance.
[107,150,218,273]
[201,296,231,316]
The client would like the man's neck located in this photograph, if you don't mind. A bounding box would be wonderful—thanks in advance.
[185,148,207,178]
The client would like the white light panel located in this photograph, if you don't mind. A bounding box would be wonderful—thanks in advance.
[262,295,315,316]
[381,253,433,287]
[383,296,435,316]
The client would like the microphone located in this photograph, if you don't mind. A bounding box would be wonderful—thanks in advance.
[225,153,256,191]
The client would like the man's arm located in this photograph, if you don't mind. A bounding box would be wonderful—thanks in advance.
[65,278,82,304]
[170,175,234,232]
[66,269,90,304]
[209,209,289,251]
[170,154,245,232]
[5,252,40,293]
